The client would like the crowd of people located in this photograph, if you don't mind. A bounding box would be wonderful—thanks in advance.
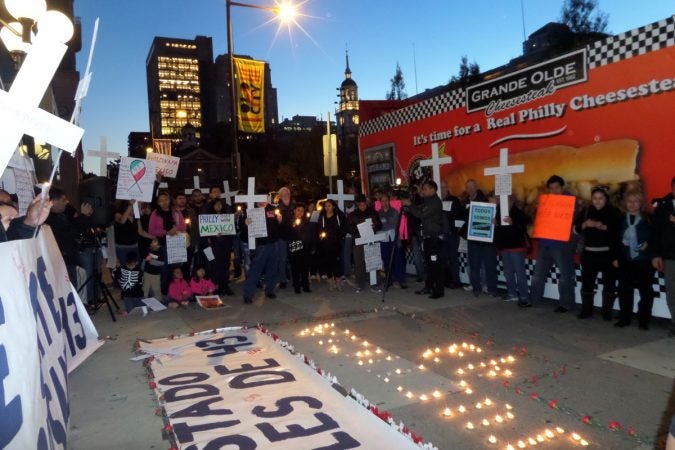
[0,173,673,336]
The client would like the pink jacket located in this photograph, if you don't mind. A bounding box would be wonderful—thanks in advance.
[149,208,187,238]
[190,278,216,295]
[167,279,192,301]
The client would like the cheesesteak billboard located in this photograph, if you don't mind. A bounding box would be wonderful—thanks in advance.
[359,16,674,210]
[359,16,674,317]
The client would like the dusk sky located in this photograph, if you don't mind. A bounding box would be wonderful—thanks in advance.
[73,1,674,173]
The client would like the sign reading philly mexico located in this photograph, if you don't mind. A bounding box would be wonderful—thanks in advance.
[466,48,587,115]
[198,214,236,236]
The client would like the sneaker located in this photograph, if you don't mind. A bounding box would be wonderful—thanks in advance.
[400,283,408,290]
[463,285,473,292]
[309,275,316,280]
[265,292,277,299]
[321,275,328,280]
[340,276,347,281]
[503,296,519,302]
[370,286,382,293]
[554,306,568,313]
[517,301,532,308]
[354,288,362,294]
[279,282,287,289]
[243,296,253,304]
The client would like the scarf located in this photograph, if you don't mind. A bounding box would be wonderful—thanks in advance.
[622,213,641,259]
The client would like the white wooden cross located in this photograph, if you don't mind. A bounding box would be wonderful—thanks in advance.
[87,136,120,176]
[354,218,387,286]
[0,34,84,177]
[184,175,209,195]
[419,142,453,198]
[484,148,524,225]
[220,180,238,205]
[234,177,268,250]
[327,179,354,212]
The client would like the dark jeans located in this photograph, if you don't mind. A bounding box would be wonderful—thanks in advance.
[79,247,101,303]
[443,232,460,285]
[276,239,289,283]
[501,249,529,300]
[617,258,655,325]
[580,250,616,295]
[423,236,444,295]
[530,242,576,309]
[467,241,497,294]
[381,240,405,284]
[289,248,309,290]
[244,242,279,298]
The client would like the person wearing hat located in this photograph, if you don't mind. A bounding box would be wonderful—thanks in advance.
[348,194,382,293]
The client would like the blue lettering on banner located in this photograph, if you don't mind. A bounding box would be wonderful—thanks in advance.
[170,398,232,419]
[164,384,220,403]
[0,297,23,448]
[229,370,296,389]
[184,435,256,450]
[159,372,209,386]
[173,420,241,443]
[214,358,279,376]
[196,335,252,357]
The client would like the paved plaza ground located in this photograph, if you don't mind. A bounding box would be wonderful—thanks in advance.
[68,276,675,450]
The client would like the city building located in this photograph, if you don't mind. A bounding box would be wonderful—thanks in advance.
[127,131,152,159]
[146,36,216,147]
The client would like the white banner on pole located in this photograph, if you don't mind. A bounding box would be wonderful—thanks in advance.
[139,327,418,450]
[0,228,102,449]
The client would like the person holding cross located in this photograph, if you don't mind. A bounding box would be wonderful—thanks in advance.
[402,180,446,299]
[348,194,382,293]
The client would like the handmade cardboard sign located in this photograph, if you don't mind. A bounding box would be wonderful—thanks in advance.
[467,201,497,242]
[115,157,156,202]
[147,152,180,178]
[198,214,236,236]
[533,194,576,241]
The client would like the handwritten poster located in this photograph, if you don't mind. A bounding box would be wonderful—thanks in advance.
[467,202,496,242]
[147,152,180,178]
[166,234,188,264]
[115,157,156,202]
[364,242,383,273]
[198,214,236,236]
[533,194,576,241]
[247,207,267,239]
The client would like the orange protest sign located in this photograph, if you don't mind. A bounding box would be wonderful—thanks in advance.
[533,194,576,241]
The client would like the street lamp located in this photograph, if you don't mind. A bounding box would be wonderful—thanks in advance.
[225,0,298,189]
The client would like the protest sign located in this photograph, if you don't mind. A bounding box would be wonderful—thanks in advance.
[146,152,180,178]
[0,227,102,449]
[467,202,496,242]
[198,214,236,237]
[533,194,576,241]
[247,207,267,239]
[166,234,188,264]
[364,242,383,273]
[115,157,156,202]
[196,295,227,309]
[139,327,419,450]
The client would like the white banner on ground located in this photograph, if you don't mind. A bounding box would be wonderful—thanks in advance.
[140,327,418,450]
[0,228,102,449]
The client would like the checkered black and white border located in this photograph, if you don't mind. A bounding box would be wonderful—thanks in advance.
[588,16,675,69]
[361,16,675,138]
[404,248,668,302]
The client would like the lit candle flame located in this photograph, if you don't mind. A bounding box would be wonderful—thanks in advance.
[475,402,483,409]
[517,441,526,449]
[580,439,589,446]
[443,408,452,417]
[482,419,490,427]
[495,415,504,423]
[432,390,441,398]
[466,421,474,430]
[484,398,492,406]
[555,427,565,434]
[544,429,554,439]
[506,412,515,419]
[458,405,466,413]
[572,433,581,441]
[488,435,497,444]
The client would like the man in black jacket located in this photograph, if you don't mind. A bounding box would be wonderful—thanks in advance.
[652,176,675,336]
[441,180,462,288]
[403,180,446,299]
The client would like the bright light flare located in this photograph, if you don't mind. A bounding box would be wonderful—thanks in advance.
[275,1,297,23]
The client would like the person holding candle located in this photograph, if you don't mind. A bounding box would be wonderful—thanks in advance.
[275,186,294,289]
[287,203,313,294]
[378,193,407,289]
[317,200,347,291]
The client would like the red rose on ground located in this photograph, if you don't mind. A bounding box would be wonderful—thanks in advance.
[163,424,173,432]
[627,427,636,437]
[548,400,558,409]
[530,392,539,400]
[148,381,157,389]
[503,381,511,388]
[609,421,622,431]
[582,415,591,424]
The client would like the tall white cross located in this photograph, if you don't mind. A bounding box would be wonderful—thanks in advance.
[484,148,525,225]
[327,179,354,212]
[419,142,453,198]
[355,218,387,285]
[87,136,120,176]
[234,177,268,250]
[184,175,210,195]
[0,34,84,177]
[220,180,238,205]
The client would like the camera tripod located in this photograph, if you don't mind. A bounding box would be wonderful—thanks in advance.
[77,235,120,321]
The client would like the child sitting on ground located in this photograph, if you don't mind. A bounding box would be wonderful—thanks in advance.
[114,251,144,315]
[190,265,217,296]
[143,238,165,299]
[166,267,192,308]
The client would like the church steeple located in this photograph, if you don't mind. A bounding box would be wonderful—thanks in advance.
[345,50,351,79]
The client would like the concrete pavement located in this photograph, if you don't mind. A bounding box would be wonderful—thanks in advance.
[68,276,675,449]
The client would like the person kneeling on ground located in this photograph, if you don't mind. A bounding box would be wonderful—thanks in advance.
[167,267,193,308]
